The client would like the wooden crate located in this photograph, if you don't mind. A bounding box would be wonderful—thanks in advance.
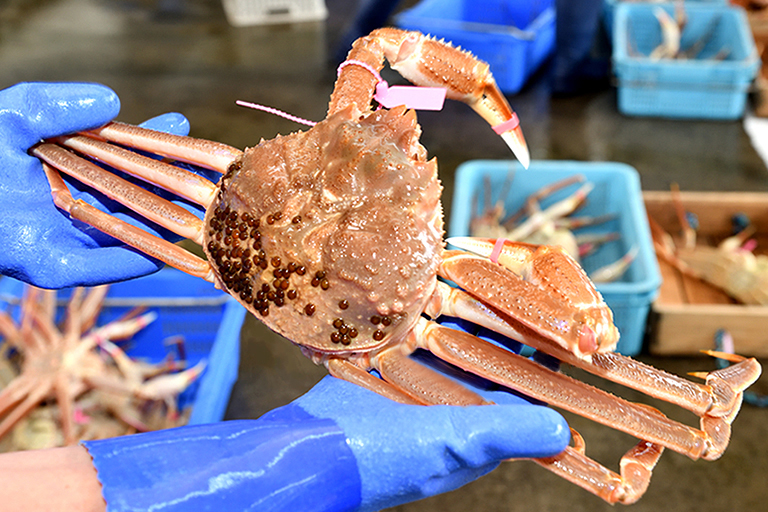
[644,191,768,357]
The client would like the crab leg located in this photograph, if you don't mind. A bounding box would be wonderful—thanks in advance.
[503,174,587,231]
[33,144,206,243]
[438,241,760,418]
[505,182,594,243]
[62,287,86,347]
[0,311,22,352]
[537,435,664,504]
[334,322,665,504]
[370,343,493,407]
[331,27,530,167]
[55,371,77,445]
[58,134,219,207]
[37,161,212,280]
[29,298,62,350]
[441,243,618,357]
[411,318,713,458]
[326,358,423,405]
[28,118,244,282]
[0,377,54,440]
[429,247,759,454]
[77,285,110,335]
[87,121,242,173]
[19,287,46,354]
[0,375,38,419]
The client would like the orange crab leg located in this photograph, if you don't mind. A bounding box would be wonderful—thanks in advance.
[29,121,244,285]
[331,27,530,168]
[537,436,664,505]
[78,286,110,334]
[33,144,206,244]
[58,134,219,207]
[436,241,761,421]
[0,377,54,441]
[38,161,212,280]
[87,121,242,173]
[370,344,493,407]
[0,375,38,419]
[439,244,618,358]
[326,358,424,405]
[510,182,594,239]
[427,248,759,460]
[62,287,86,349]
[0,311,22,352]
[411,318,713,459]
[55,372,77,446]
[334,321,666,505]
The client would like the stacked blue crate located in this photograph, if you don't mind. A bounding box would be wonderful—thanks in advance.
[612,2,759,119]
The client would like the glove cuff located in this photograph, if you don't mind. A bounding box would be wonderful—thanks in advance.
[83,414,361,512]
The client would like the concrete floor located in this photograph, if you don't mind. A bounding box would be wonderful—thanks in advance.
[1,0,767,511]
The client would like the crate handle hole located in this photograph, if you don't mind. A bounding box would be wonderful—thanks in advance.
[267,7,291,16]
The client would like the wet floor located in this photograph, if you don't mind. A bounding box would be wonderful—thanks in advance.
[1,0,767,511]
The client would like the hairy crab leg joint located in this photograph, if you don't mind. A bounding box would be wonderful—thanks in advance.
[30,28,760,504]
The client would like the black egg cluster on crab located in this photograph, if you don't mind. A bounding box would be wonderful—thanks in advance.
[206,161,397,347]
[205,201,310,318]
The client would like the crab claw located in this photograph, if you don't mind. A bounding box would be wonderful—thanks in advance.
[497,116,530,170]
[372,29,531,168]
[446,236,619,357]
[467,80,530,169]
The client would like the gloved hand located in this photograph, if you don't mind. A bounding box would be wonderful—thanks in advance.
[0,82,195,288]
[83,372,569,512]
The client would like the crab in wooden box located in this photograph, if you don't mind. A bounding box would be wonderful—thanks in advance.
[31,28,760,504]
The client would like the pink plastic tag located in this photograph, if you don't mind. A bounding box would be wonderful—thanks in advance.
[741,239,758,253]
[374,81,447,110]
[489,238,508,264]
[73,408,91,425]
[492,113,520,134]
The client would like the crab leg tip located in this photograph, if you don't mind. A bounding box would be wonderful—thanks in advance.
[445,237,493,257]
[701,349,747,364]
[500,127,530,169]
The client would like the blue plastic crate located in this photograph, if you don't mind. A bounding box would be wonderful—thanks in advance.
[448,160,662,356]
[395,0,555,94]
[612,2,759,119]
[0,268,246,425]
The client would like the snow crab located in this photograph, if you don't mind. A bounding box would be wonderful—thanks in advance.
[31,28,760,503]
[0,284,202,449]
[649,185,768,305]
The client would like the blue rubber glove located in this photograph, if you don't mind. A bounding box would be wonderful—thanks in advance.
[0,82,193,288]
[83,374,569,512]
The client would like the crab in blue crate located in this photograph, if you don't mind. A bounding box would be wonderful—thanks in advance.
[468,172,637,283]
[450,160,665,357]
[0,283,203,451]
[633,2,731,61]
[29,28,761,503]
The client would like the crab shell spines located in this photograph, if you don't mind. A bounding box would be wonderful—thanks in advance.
[202,106,444,354]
